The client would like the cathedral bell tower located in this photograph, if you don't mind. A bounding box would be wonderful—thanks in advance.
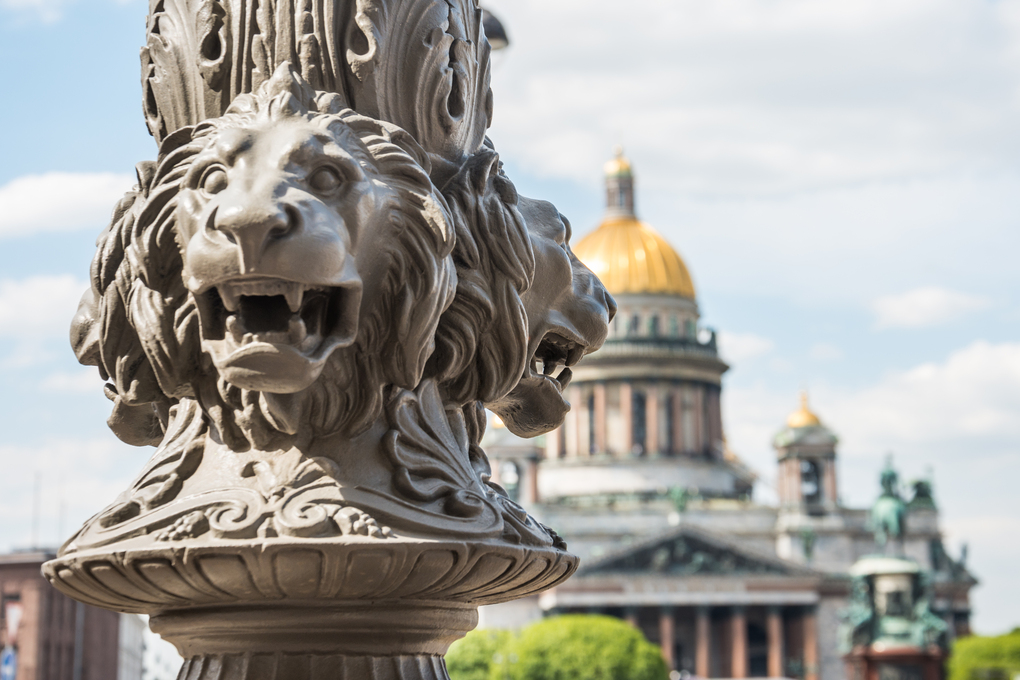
[774,393,840,514]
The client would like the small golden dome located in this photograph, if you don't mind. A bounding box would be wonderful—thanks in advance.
[574,217,696,298]
[787,392,822,429]
[603,146,632,177]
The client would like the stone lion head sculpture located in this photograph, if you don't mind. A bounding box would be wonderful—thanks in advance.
[429,147,535,409]
[73,64,456,450]
[426,146,616,440]
[487,197,617,438]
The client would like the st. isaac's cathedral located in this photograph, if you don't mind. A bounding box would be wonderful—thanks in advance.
[478,151,976,680]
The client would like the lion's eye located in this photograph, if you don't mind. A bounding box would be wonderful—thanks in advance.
[201,168,228,195]
[309,167,343,194]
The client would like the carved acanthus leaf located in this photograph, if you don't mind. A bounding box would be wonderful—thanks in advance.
[384,380,495,519]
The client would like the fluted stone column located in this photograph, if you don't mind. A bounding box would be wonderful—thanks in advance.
[593,382,607,454]
[659,606,676,670]
[671,386,684,455]
[767,606,784,678]
[647,385,660,454]
[696,606,711,678]
[731,606,748,679]
[804,607,819,680]
[566,386,581,457]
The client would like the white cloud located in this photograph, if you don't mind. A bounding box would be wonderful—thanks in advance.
[872,286,991,329]
[809,343,844,362]
[0,275,88,338]
[833,340,1020,444]
[487,0,1020,196]
[0,342,56,370]
[727,341,1020,490]
[0,0,63,21]
[0,172,134,239]
[40,369,101,394]
[718,331,775,364]
[0,436,143,550]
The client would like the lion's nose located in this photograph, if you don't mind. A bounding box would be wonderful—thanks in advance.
[212,200,301,270]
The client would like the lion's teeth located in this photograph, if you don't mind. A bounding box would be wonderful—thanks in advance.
[219,286,240,312]
[556,367,572,389]
[289,317,307,344]
[243,333,254,345]
[543,360,557,376]
[567,345,585,367]
[285,286,304,313]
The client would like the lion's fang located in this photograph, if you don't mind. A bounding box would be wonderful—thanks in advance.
[284,287,303,312]
[288,317,307,344]
[220,287,240,312]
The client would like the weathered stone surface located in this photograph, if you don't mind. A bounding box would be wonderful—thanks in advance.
[45,1,614,677]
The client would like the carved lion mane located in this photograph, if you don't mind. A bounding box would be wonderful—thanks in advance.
[75,65,456,450]
[429,147,535,408]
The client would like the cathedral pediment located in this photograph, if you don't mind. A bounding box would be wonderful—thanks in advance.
[579,526,818,577]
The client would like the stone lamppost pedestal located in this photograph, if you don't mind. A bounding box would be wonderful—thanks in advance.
[42,1,615,678]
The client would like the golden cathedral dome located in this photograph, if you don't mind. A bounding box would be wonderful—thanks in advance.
[786,392,822,429]
[574,218,697,298]
[574,148,696,299]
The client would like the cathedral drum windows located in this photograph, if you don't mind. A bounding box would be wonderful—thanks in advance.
[631,390,647,455]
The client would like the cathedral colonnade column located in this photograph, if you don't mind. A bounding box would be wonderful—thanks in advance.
[696,605,711,678]
[620,382,634,456]
[647,384,660,454]
[565,385,581,457]
[731,606,748,679]
[659,606,676,669]
[804,606,819,680]
[593,382,607,453]
[767,606,785,679]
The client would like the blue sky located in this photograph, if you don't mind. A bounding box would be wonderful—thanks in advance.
[1,0,1018,634]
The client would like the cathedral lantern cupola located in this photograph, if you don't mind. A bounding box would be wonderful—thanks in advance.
[774,393,840,514]
[604,146,636,217]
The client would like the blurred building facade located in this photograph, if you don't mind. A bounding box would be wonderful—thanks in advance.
[480,152,975,680]
[0,552,183,680]
[0,551,119,680]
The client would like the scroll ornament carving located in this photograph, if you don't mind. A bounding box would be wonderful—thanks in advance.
[46,2,615,677]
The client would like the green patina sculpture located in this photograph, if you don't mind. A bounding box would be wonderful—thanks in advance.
[838,557,948,653]
[841,465,949,655]
[872,458,907,549]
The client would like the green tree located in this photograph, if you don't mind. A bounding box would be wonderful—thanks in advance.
[447,629,515,680]
[448,615,667,680]
[949,629,1020,680]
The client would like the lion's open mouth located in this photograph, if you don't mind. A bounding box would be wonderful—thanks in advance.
[199,277,359,354]
[527,331,587,393]
[193,276,361,392]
